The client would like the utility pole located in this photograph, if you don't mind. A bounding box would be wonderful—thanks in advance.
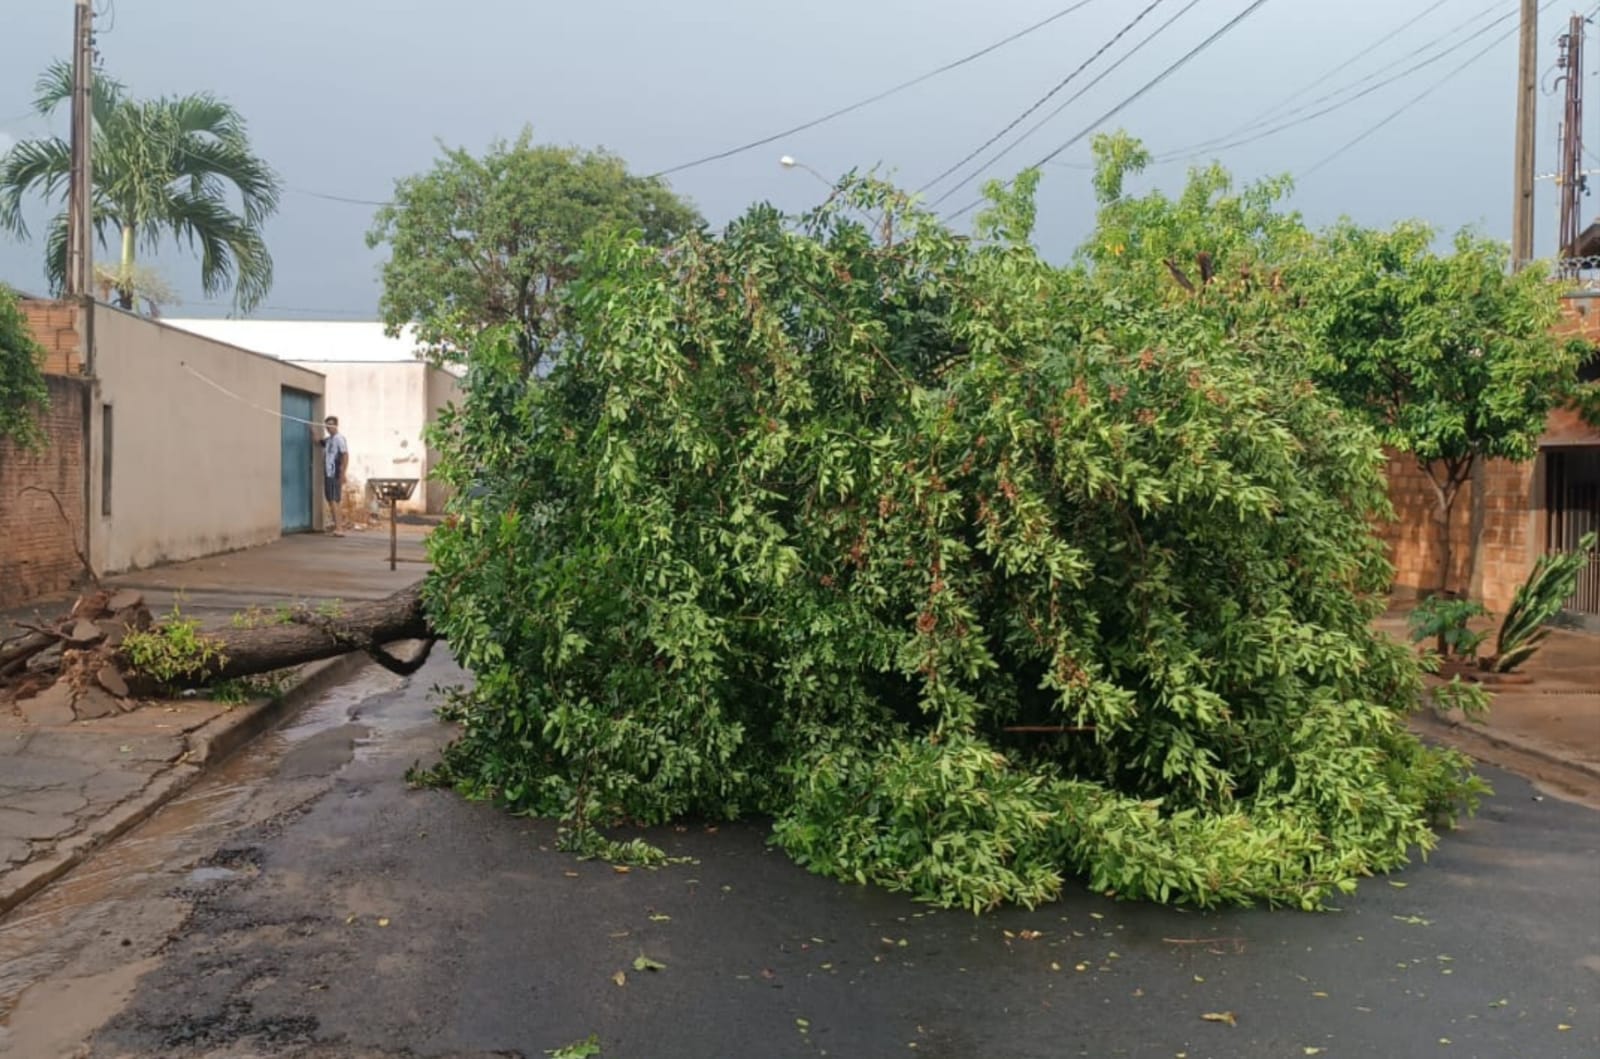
[1512,0,1539,269]
[66,0,94,298]
[1556,12,1588,268]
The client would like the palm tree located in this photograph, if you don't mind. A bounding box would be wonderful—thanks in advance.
[0,62,281,313]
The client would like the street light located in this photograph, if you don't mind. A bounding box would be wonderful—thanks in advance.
[780,155,888,242]
[779,155,833,189]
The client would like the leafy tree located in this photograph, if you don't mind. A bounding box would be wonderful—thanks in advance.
[1300,224,1589,597]
[0,62,281,314]
[0,283,48,449]
[1083,134,1595,599]
[420,176,1483,912]
[367,128,702,373]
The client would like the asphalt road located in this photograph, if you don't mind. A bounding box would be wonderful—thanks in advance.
[1,652,1596,1059]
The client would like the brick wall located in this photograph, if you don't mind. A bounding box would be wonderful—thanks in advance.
[0,375,91,606]
[1381,293,1600,613]
[1380,453,1538,613]
[19,299,84,375]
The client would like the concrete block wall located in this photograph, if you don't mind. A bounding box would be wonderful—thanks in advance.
[0,375,90,606]
[19,299,84,376]
[1380,453,1540,615]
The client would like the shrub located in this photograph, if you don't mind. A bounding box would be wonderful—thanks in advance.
[1407,597,1492,662]
[421,179,1483,911]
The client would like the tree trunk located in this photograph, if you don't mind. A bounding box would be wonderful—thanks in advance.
[196,581,431,685]
[2,582,434,714]
[117,224,136,309]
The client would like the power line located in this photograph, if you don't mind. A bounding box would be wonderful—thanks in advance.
[944,0,1279,220]
[1158,0,1516,161]
[1164,0,1465,158]
[287,186,390,207]
[645,0,1108,179]
[926,0,1207,208]
[1301,0,1561,179]
[917,0,1174,195]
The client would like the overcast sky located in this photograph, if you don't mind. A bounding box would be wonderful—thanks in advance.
[0,0,1583,319]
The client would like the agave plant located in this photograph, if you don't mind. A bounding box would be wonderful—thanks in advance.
[1493,531,1597,673]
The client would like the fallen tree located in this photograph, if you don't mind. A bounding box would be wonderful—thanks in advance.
[1,582,432,720]
[418,171,1487,912]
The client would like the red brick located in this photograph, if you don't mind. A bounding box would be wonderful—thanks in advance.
[0,376,90,606]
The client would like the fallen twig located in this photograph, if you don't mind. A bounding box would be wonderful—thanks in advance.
[19,485,101,588]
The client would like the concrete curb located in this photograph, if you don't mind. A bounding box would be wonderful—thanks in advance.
[1411,708,1600,784]
[0,652,370,919]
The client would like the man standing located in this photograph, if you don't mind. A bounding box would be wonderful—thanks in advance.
[316,415,350,536]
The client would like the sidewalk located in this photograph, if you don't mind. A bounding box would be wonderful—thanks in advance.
[1377,611,1600,799]
[0,528,431,917]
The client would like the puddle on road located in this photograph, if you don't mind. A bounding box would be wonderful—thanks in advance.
[0,663,410,1028]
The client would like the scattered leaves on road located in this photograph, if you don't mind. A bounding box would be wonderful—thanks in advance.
[632,954,666,972]
[547,1036,601,1059]
[1201,1012,1238,1027]
[611,970,626,987]
[377,917,390,928]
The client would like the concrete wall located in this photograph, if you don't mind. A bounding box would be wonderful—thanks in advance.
[0,375,91,605]
[425,366,463,514]
[87,306,325,573]
[289,360,460,516]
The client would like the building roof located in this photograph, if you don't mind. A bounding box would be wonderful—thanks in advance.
[163,319,426,364]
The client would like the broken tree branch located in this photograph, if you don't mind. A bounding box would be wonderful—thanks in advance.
[19,485,100,589]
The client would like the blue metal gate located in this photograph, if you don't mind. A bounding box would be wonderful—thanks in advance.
[281,388,315,532]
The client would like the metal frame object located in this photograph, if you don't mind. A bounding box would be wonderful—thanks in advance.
[367,478,419,571]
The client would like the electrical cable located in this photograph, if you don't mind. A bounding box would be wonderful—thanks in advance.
[916,0,1174,195]
[645,0,1107,178]
[179,361,322,425]
[1157,0,1518,161]
[943,0,1278,221]
[288,186,390,207]
[926,0,1207,207]
[1300,0,1561,179]
[1165,0,1488,159]
[1213,0,1454,136]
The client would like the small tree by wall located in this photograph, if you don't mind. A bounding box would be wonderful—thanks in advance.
[1301,225,1592,597]
[1074,134,1598,601]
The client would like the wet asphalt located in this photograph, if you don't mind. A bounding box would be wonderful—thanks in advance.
[2,652,1596,1059]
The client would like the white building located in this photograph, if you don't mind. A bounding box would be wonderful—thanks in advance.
[164,320,462,516]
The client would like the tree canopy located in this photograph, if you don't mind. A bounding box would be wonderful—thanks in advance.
[0,62,281,314]
[0,284,48,449]
[367,129,702,372]
[419,169,1484,912]
[1083,134,1595,597]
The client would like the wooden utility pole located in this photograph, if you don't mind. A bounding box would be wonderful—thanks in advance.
[66,0,94,298]
[1556,12,1588,266]
[1512,0,1539,269]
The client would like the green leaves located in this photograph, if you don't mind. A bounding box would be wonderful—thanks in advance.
[0,285,48,450]
[368,129,702,373]
[1494,531,1597,672]
[1,64,280,313]
[422,170,1481,912]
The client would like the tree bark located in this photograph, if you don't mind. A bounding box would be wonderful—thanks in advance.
[117,224,136,309]
[195,581,431,685]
